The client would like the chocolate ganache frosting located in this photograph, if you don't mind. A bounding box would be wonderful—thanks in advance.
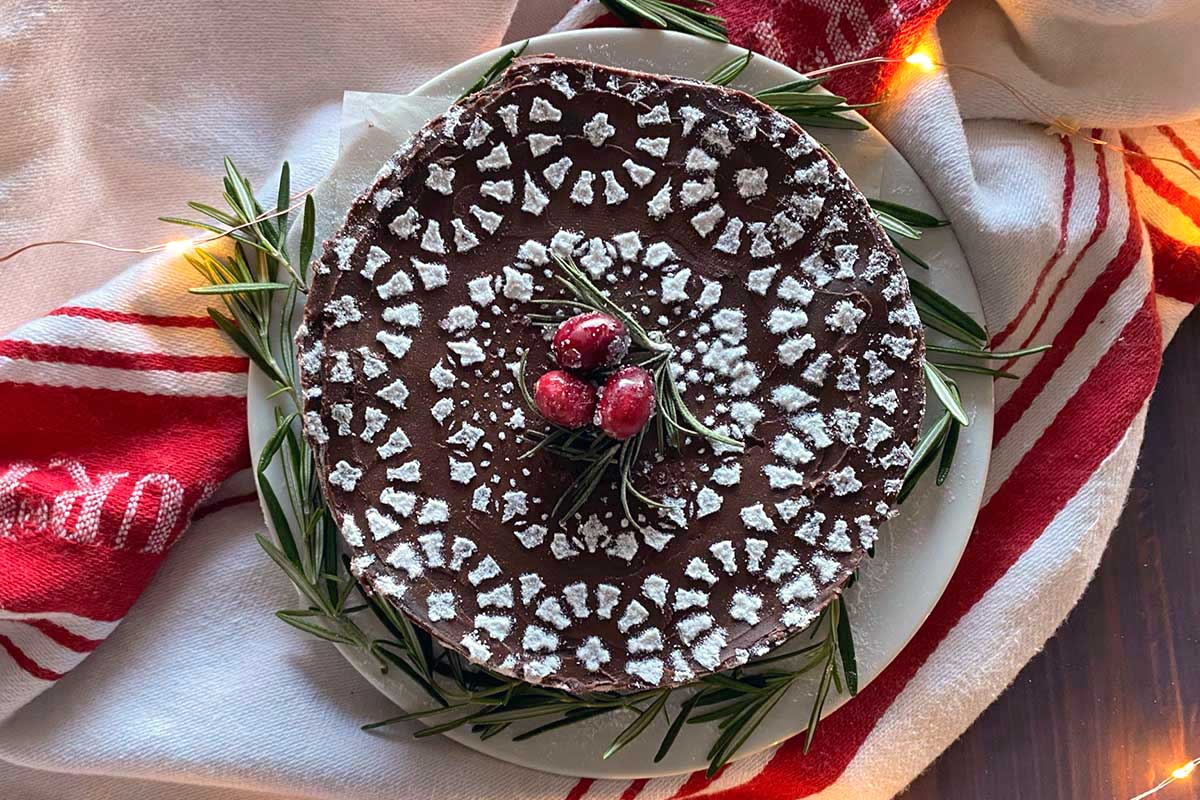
[297,56,925,692]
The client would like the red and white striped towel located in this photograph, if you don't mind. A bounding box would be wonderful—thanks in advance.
[2,1,1198,798]
[0,258,252,713]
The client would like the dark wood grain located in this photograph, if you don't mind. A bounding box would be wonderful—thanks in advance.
[898,310,1200,800]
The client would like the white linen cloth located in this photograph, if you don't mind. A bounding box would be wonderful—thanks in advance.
[2,0,1199,798]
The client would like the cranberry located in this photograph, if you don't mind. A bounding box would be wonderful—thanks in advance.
[595,366,656,440]
[552,311,630,371]
[533,370,597,429]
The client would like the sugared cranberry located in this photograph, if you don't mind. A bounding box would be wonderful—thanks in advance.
[533,370,597,429]
[552,311,630,372]
[595,366,656,440]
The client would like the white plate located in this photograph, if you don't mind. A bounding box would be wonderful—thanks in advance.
[248,28,991,779]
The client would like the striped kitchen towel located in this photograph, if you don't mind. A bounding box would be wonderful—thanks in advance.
[0,257,252,715]
[0,0,1198,798]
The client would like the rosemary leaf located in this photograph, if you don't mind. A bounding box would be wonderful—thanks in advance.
[275,610,355,644]
[690,687,746,709]
[364,699,494,729]
[224,157,269,248]
[512,707,619,741]
[603,690,671,759]
[934,362,1019,380]
[755,91,849,109]
[206,307,284,385]
[834,599,858,696]
[936,420,962,486]
[908,279,988,343]
[780,110,868,131]
[185,201,240,227]
[897,411,952,503]
[255,419,302,566]
[755,77,824,96]
[515,350,540,418]
[299,195,316,280]
[927,343,1050,360]
[551,443,620,521]
[706,49,752,86]
[867,198,947,228]
[689,698,755,726]
[919,310,989,348]
[458,40,529,100]
[471,703,582,726]
[188,281,290,295]
[368,590,435,684]
[372,643,446,706]
[802,648,837,755]
[892,238,930,269]
[655,690,704,762]
[662,362,743,449]
[708,679,793,775]
[276,161,291,240]
[413,711,490,738]
[477,722,512,740]
[700,671,762,693]
[874,210,923,240]
[255,534,329,612]
[158,216,254,246]
[601,0,729,42]
[924,362,969,425]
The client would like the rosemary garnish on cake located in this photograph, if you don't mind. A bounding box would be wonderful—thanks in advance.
[517,254,743,528]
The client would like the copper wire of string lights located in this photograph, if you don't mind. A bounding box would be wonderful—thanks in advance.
[810,50,1200,184]
[0,189,313,265]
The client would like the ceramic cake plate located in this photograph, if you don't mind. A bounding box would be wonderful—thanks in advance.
[248,29,992,779]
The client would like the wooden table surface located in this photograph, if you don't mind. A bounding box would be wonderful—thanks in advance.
[898,310,1200,799]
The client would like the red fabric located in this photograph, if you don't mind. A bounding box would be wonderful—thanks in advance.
[1000,137,1112,374]
[0,315,249,679]
[0,382,247,621]
[992,135,1077,348]
[585,1,947,103]
[993,171,1145,444]
[1149,223,1200,303]
[717,0,949,103]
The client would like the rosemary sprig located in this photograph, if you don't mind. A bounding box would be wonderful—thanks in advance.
[600,0,729,42]
[164,159,315,403]
[701,49,855,123]
[550,254,740,452]
[897,275,1048,493]
[754,79,872,131]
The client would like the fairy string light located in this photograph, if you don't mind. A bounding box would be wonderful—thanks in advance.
[1128,757,1199,800]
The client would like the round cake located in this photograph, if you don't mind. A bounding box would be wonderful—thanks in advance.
[297,56,925,692]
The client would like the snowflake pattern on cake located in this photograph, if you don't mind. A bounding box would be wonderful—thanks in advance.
[298,57,925,692]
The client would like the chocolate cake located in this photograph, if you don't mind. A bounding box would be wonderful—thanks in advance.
[297,56,925,692]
